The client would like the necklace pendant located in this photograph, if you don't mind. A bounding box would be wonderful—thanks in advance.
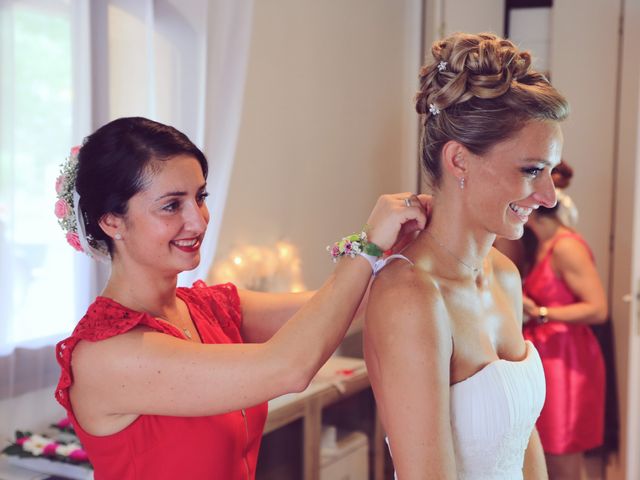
[183,328,193,340]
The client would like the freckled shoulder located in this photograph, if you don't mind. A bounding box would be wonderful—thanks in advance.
[365,258,452,360]
[489,247,523,323]
[489,246,521,284]
[551,235,592,268]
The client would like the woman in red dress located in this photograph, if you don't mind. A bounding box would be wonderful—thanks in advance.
[521,174,607,478]
[54,117,427,479]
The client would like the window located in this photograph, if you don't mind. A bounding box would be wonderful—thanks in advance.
[0,0,78,351]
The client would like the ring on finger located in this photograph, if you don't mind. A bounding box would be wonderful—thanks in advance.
[404,197,412,207]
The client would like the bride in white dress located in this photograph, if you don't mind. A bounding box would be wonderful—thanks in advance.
[364,32,568,479]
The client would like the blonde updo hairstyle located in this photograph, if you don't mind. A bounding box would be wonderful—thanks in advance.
[416,32,569,188]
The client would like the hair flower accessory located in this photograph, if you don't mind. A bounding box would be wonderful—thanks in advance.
[555,189,579,228]
[429,103,441,116]
[55,147,110,262]
[437,60,447,72]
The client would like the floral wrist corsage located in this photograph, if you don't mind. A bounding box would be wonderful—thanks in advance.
[327,229,384,274]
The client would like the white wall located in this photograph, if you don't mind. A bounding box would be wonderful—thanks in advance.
[508,8,552,73]
[550,0,620,288]
[424,0,504,48]
[212,0,423,289]
[443,0,505,36]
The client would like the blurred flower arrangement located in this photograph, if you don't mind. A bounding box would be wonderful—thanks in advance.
[209,241,305,292]
[2,417,92,478]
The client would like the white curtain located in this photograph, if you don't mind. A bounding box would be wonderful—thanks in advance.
[0,0,94,439]
[96,0,255,286]
[0,0,254,438]
[181,0,254,286]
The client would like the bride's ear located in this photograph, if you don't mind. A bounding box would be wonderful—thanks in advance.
[441,141,468,183]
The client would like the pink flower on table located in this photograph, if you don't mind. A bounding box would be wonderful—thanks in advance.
[66,232,83,252]
[56,417,72,429]
[69,449,89,462]
[16,436,29,446]
[70,145,81,157]
[55,175,66,194]
[43,443,58,456]
[54,199,70,219]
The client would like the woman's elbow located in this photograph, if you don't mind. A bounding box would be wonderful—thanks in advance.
[589,303,608,325]
[275,354,315,394]
[594,305,609,324]
[290,371,313,393]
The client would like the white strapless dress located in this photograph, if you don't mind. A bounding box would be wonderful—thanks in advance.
[388,340,546,479]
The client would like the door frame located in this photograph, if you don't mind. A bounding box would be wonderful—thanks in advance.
[609,0,640,478]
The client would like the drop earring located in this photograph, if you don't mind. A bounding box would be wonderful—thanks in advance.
[459,177,465,189]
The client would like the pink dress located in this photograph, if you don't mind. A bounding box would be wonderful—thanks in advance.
[522,233,605,454]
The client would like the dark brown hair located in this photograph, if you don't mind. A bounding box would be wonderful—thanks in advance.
[76,117,208,252]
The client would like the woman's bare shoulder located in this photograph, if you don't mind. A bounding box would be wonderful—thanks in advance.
[365,259,452,354]
[551,234,592,265]
[489,245,520,275]
[489,247,522,291]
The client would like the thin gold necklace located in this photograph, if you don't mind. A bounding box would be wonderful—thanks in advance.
[160,318,193,340]
[162,317,193,340]
[425,230,481,274]
[179,326,193,340]
[118,295,195,340]
[153,312,194,340]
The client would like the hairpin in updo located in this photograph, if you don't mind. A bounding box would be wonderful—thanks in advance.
[429,103,441,116]
[437,61,447,72]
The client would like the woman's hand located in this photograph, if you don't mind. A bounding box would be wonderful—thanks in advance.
[522,295,538,319]
[365,193,430,251]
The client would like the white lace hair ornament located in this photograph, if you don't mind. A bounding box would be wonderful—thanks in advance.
[555,189,579,228]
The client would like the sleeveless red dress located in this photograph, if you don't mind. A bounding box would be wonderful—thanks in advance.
[55,281,268,480]
[522,233,605,454]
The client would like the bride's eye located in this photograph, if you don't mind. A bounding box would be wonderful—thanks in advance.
[522,166,543,178]
[196,191,209,205]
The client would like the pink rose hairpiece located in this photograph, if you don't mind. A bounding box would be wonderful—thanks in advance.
[54,146,110,262]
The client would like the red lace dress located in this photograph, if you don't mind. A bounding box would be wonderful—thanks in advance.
[55,281,268,480]
[522,233,605,454]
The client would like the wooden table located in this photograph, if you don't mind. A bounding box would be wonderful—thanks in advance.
[260,356,386,480]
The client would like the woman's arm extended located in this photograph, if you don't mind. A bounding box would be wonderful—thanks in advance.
[70,194,427,434]
[238,196,434,343]
[238,290,315,343]
[364,267,456,479]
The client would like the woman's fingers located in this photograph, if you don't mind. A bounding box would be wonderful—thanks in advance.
[415,194,433,222]
[365,193,429,250]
